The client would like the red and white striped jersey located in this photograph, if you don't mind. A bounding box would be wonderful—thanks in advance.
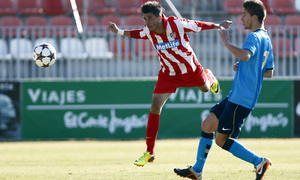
[130,14,215,77]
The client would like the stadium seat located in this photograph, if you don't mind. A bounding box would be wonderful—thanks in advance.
[60,37,86,59]
[9,38,33,60]
[85,37,113,59]
[264,14,283,35]
[25,16,49,37]
[50,15,75,36]
[66,0,91,14]
[271,0,297,14]
[110,37,132,58]
[135,39,156,58]
[80,16,99,33]
[223,0,244,14]
[80,15,98,26]
[271,37,297,58]
[0,39,10,61]
[41,0,66,15]
[125,15,145,27]
[17,0,43,15]
[100,15,122,26]
[284,15,300,35]
[0,16,24,37]
[89,0,116,15]
[261,0,274,14]
[0,0,17,15]
[115,0,140,15]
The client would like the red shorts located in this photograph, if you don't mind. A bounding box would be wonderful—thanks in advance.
[153,65,207,93]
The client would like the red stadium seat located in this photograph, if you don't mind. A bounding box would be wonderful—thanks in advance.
[284,15,300,35]
[41,0,66,15]
[264,15,283,35]
[272,37,297,58]
[0,0,17,15]
[100,15,122,26]
[90,0,116,15]
[50,15,75,36]
[261,0,274,14]
[223,0,244,14]
[115,0,140,15]
[0,16,24,37]
[271,0,297,14]
[17,0,43,15]
[124,15,145,27]
[80,16,98,26]
[110,37,132,58]
[80,16,99,33]
[25,16,49,37]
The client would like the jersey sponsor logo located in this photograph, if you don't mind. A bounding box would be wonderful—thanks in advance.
[155,39,180,50]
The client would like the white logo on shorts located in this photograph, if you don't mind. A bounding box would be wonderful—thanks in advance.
[222,127,231,131]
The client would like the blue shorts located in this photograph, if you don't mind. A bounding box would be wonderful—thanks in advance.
[211,97,251,138]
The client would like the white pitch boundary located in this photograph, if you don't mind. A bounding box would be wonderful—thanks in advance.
[26,103,289,110]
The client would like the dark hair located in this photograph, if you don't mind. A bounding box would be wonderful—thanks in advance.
[141,1,163,17]
[243,0,266,23]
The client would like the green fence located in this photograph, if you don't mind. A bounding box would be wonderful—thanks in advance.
[21,79,293,140]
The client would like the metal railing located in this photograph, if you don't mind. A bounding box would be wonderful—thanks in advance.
[0,25,299,80]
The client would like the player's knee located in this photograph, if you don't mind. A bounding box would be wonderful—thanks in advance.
[201,119,216,133]
[197,86,209,92]
[150,104,161,114]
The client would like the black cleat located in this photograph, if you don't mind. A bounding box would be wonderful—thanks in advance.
[255,157,272,180]
[174,166,202,180]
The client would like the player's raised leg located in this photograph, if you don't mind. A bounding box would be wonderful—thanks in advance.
[205,69,220,94]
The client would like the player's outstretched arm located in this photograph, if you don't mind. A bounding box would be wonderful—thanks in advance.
[214,20,232,29]
[108,22,131,37]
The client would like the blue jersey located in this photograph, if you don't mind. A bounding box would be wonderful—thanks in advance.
[228,29,274,110]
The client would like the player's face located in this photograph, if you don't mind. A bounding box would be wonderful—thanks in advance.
[241,9,253,30]
[143,13,161,32]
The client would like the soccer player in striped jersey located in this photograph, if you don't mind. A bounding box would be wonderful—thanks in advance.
[174,0,274,179]
[108,1,232,167]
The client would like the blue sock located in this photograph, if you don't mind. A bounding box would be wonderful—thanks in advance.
[223,139,262,166]
[193,132,213,173]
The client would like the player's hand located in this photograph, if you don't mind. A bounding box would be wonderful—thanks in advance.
[219,20,232,29]
[233,61,239,71]
[108,22,118,34]
[218,26,230,45]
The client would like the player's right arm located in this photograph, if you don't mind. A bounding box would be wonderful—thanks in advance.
[108,22,131,37]
[108,22,147,39]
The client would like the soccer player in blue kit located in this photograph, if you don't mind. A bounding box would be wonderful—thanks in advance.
[174,0,274,180]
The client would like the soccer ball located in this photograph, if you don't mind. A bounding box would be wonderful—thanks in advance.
[32,43,56,68]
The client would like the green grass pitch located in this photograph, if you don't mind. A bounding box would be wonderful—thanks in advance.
[0,138,299,180]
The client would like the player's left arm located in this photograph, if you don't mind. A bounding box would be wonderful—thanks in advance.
[218,27,252,62]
